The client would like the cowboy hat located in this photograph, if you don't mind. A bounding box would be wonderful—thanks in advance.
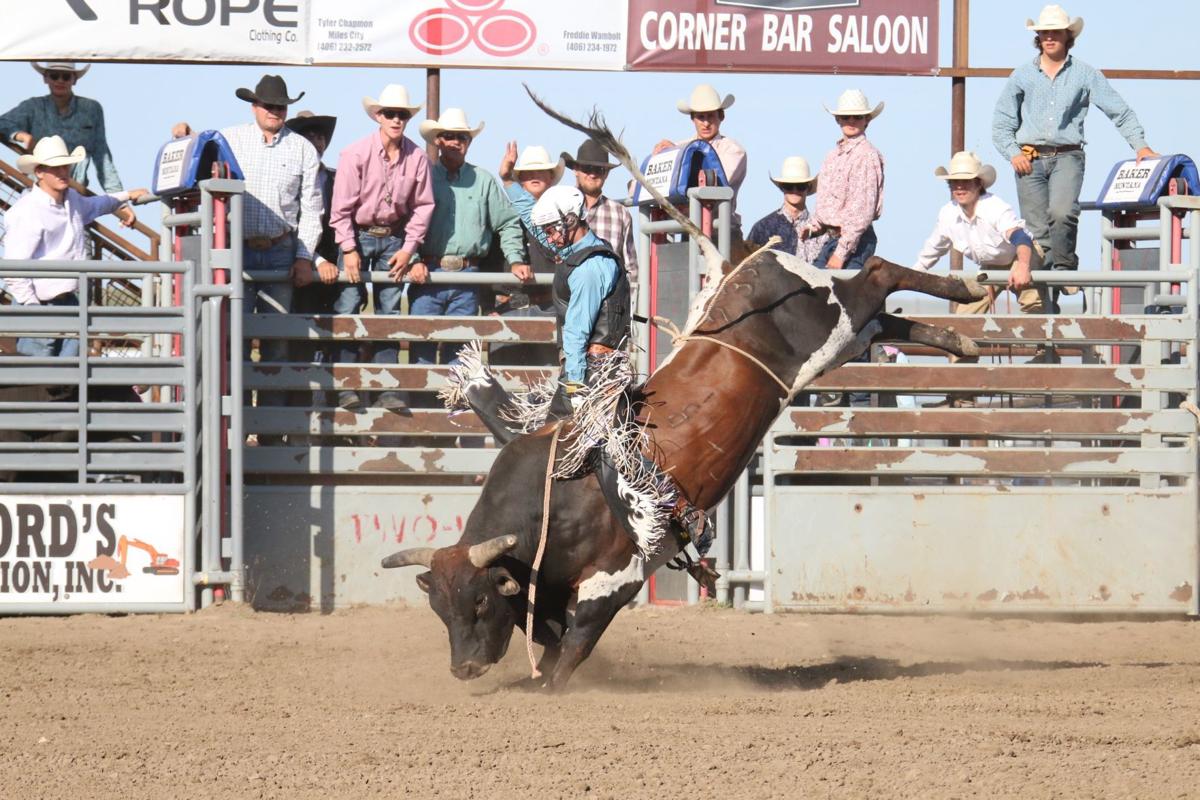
[32,61,89,78]
[512,145,564,184]
[17,135,85,175]
[418,108,484,144]
[1026,4,1084,37]
[562,139,614,172]
[676,84,735,115]
[286,110,337,141]
[362,84,422,122]
[823,89,884,120]
[934,151,996,189]
[770,156,818,190]
[236,74,304,106]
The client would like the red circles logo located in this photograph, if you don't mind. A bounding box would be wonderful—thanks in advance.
[410,0,536,58]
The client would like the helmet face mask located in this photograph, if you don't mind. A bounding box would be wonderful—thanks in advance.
[532,186,586,251]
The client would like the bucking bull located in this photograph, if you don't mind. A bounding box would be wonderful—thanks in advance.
[380,90,987,689]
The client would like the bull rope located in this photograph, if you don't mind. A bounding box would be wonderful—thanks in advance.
[653,315,791,397]
[526,419,564,681]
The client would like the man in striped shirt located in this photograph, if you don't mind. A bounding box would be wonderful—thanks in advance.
[563,139,639,285]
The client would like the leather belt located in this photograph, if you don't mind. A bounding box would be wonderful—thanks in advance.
[424,254,479,271]
[360,223,404,238]
[1020,143,1082,159]
[244,231,292,251]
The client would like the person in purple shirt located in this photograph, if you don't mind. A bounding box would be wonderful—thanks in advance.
[328,84,435,411]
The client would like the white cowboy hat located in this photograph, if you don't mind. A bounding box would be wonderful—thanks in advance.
[32,61,89,77]
[17,135,85,175]
[823,89,884,120]
[934,151,996,190]
[676,84,735,115]
[1026,4,1084,37]
[418,108,485,144]
[770,156,818,190]
[512,145,564,184]
[362,84,423,122]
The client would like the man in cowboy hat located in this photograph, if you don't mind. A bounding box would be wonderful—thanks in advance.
[993,4,1158,293]
[0,62,123,192]
[4,135,145,357]
[747,156,827,263]
[563,139,639,284]
[408,109,528,368]
[801,89,885,272]
[327,84,435,411]
[173,74,323,411]
[652,83,747,232]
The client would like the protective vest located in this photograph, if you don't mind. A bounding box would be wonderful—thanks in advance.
[552,241,631,351]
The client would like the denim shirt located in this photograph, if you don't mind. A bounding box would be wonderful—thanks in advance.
[992,55,1149,160]
[560,231,620,383]
[0,94,122,192]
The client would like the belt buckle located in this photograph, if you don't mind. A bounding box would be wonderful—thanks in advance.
[364,225,392,237]
[246,236,272,251]
[440,255,466,271]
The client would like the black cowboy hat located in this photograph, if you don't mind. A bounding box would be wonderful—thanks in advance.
[286,110,337,141]
[235,74,304,106]
[562,139,614,172]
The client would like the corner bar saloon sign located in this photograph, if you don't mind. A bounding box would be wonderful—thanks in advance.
[628,0,938,74]
[0,496,185,607]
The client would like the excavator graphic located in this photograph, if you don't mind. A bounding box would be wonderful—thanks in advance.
[117,536,181,576]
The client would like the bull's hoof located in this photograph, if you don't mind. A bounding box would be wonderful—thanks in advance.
[957,335,980,358]
[962,274,988,300]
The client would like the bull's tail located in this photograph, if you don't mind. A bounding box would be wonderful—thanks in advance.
[524,85,728,289]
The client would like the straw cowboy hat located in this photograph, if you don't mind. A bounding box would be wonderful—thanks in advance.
[236,74,304,106]
[286,110,337,141]
[362,84,422,122]
[32,61,89,78]
[934,151,996,189]
[676,84,735,115]
[562,139,614,172]
[17,135,85,175]
[1026,4,1084,37]
[418,108,485,144]
[512,145,564,184]
[824,89,884,120]
[770,156,818,190]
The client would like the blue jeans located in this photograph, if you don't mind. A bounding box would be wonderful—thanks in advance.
[408,266,480,366]
[17,292,80,358]
[244,237,296,407]
[813,225,877,270]
[1015,149,1085,272]
[332,232,407,365]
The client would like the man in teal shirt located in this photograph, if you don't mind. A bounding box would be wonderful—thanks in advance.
[410,109,530,366]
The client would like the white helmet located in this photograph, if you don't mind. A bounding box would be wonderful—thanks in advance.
[531,185,585,228]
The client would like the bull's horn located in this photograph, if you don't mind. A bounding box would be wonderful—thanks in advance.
[381,548,436,569]
[468,534,519,568]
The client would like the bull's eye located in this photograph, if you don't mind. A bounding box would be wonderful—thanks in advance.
[475,594,489,616]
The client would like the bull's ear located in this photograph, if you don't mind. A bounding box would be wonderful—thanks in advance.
[491,567,520,597]
[416,571,432,594]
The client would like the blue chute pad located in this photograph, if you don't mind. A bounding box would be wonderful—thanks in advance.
[632,139,730,206]
[1094,153,1199,210]
[151,130,245,198]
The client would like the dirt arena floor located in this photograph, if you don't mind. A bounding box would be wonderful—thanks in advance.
[2,603,1198,799]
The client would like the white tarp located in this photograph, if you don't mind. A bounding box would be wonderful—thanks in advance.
[0,0,628,70]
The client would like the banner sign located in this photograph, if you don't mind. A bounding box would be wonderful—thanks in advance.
[627,0,938,74]
[0,496,186,608]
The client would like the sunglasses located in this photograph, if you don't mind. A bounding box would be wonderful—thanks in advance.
[46,71,75,82]
[779,182,811,193]
[436,131,470,142]
[576,165,611,176]
[836,114,868,121]
[379,108,411,121]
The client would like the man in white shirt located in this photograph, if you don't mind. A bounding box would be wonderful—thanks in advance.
[4,135,143,357]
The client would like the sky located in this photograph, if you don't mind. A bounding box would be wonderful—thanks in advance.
[0,0,1192,278]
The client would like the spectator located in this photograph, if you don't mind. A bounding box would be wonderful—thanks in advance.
[173,74,324,414]
[410,109,528,367]
[652,84,747,240]
[801,89,885,271]
[4,136,144,357]
[746,156,827,263]
[328,84,435,411]
[912,152,1044,406]
[992,4,1157,298]
[0,62,123,193]
[562,139,639,284]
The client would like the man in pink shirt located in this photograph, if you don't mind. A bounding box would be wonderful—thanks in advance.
[328,84,435,411]
[802,89,885,271]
